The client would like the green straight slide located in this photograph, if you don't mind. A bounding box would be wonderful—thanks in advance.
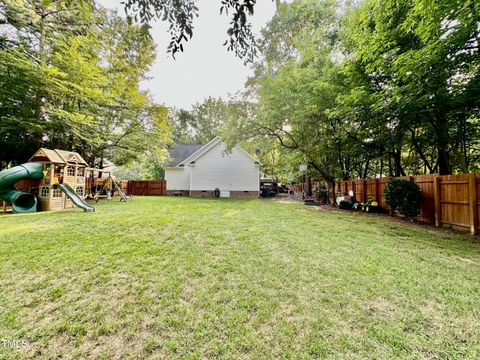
[0,162,44,213]
[57,183,95,212]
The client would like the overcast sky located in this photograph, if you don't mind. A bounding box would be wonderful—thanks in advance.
[101,0,277,109]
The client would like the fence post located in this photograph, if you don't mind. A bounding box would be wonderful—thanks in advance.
[374,178,379,201]
[468,174,478,235]
[434,176,442,228]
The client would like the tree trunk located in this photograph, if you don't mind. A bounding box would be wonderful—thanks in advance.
[393,150,406,177]
[437,148,450,175]
[433,113,453,175]
[388,154,394,177]
[362,159,370,178]
[409,128,433,173]
[306,175,312,197]
[328,179,336,205]
[98,153,104,178]
[34,13,46,147]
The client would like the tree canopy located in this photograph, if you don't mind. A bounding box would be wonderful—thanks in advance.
[122,0,267,62]
[2,0,478,188]
[222,0,479,202]
[171,97,229,144]
[0,0,171,170]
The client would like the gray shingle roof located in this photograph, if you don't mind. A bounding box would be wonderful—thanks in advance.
[165,144,204,167]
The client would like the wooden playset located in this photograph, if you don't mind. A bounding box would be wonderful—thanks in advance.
[0,148,127,214]
[29,148,90,211]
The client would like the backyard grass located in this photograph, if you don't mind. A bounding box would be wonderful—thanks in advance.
[0,197,479,359]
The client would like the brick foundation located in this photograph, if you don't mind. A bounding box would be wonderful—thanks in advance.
[229,191,259,198]
[190,190,214,198]
[190,190,259,198]
[166,190,190,196]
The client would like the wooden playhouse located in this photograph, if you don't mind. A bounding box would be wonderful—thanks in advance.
[29,148,89,211]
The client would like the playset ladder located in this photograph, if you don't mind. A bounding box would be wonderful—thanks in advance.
[110,175,129,202]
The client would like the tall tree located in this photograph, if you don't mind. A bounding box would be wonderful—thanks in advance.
[341,0,480,174]
[0,1,171,169]
[225,0,344,202]
[171,97,228,144]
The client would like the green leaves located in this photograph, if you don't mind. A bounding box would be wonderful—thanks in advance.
[229,0,347,201]
[0,1,171,169]
[171,97,230,145]
[339,0,480,175]
[229,0,478,195]
[385,179,423,219]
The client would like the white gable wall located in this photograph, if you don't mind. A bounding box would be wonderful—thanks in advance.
[165,167,190,191]
[190,142,259,191]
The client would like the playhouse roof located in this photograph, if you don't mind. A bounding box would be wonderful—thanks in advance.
[29,148,89,166]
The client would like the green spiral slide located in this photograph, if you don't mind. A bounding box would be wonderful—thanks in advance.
[0,162,44,213]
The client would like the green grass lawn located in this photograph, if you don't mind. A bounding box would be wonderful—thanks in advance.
[1,197,479,359]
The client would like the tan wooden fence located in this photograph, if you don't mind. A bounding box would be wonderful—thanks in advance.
[336,173,480,235]
[122,180,166,196]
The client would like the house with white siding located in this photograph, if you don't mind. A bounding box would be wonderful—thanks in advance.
[164,137,260,197]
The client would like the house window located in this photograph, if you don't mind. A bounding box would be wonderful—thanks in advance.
[75,187,84,197]
[66,166,75,176]
[77,167,85,177]
[40,186,49,198]
[52,188,62,198]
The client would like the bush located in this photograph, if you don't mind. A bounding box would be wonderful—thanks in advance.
[384,179,422,219]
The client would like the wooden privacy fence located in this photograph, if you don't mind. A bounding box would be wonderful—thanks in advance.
[336,173,480,235]
[122,180,166,196]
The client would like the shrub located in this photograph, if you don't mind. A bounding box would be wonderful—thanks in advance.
[384,179,423,219]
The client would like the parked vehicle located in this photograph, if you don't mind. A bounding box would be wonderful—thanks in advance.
[260,179,278,198]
